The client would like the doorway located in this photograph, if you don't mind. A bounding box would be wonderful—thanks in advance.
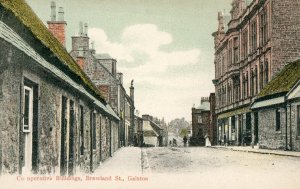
[254,112,259,144]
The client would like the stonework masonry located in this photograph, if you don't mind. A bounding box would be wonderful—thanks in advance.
[213,0,300,147]
[0,1,119,175]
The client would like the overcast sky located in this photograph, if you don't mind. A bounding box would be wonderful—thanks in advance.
[25,0,232,122]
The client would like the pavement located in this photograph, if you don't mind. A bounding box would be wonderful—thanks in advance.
[210,145,300,158]
[93,147,143,175]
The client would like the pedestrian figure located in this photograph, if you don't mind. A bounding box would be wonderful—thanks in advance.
[224,134,227,146]
[205,134,211,147]
[183,136,188,147]
[173,138,177,147]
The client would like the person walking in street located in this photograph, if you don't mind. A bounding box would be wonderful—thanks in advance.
[183,136,188,147]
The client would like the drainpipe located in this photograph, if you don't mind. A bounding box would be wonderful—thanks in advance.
[290,104,292,151]
[285,102,288,151]
[109,119,112,157]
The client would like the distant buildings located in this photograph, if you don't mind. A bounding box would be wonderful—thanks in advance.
[68,23,135,148]
[141,115,165,147]
[190,98,211,146]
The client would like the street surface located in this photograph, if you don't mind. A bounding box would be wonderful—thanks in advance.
[142,147,300,189]
[3,147,300,189]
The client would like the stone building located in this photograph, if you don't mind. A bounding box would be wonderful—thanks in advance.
[252,60,300,151]
[142,115,164,147]
[190,97,210,146]
[209,93,217,145]
[134,115,144,147]
[0,0,119,175]
[212,0,300,146]
[69,23,135,147]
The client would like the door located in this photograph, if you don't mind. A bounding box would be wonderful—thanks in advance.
[23,86,33,174]
[60,96,67,175]
[68,100,75,175]
[254,112,259,144]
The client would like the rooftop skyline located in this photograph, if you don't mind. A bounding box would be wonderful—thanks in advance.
[26,0,232,122]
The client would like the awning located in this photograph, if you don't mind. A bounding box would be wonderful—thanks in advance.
[251,96,285,109]
[218,106,250,119]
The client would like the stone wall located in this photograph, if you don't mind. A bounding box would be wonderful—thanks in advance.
[0,40,22,174]
[271,0,300,78]
[0,29,117,176]
[288,102,300,151]
[258,108,285,150]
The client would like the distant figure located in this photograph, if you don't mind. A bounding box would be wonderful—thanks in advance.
[169,140,172,146]
[173,138,177,146]
[205,134,211,147]
[183,136,188,147]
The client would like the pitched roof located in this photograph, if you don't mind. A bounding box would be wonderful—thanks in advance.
[197,101,210,111]
[0,0,104,102]
[258,60,300,99]
[95,53,113,59]
[144,130,158,137]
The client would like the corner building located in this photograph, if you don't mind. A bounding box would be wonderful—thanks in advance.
[212,0,300,146]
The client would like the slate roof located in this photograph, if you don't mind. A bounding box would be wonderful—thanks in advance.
[197,101,210,111]
[144,130,158,137]
[95,53,113,59]
[258,60,300,99]
[0,0,105,102]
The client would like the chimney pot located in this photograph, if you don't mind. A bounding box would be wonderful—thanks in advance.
[58,7,64,21]
[84,23,88,37]
[79,22,84,36]
[50,1,56,21]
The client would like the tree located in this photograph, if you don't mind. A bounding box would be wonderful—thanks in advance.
[179,128,188,137]
[168,117,189,136]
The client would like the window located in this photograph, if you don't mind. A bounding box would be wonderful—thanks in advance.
[250,21,257,52]
[276,108,281,131]
[79,105,84,156]
[234,37,239,63]
[241,30,248,59]
[23,86,33,132]
[297,106,300,136]
[260,9,269,46]
[259,63,264,90]
[250,70,254,96]
[198,115,202,124]
[243,73,249,99]
[228,40,233,65]
[254,66,258,95]
[264,60,269,85]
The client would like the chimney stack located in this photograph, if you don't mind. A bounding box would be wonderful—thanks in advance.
[130,79,134,102]
[47,1,67,47]
[72,22,90,51]
[50,1,56,21]
[76,47,85,70]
